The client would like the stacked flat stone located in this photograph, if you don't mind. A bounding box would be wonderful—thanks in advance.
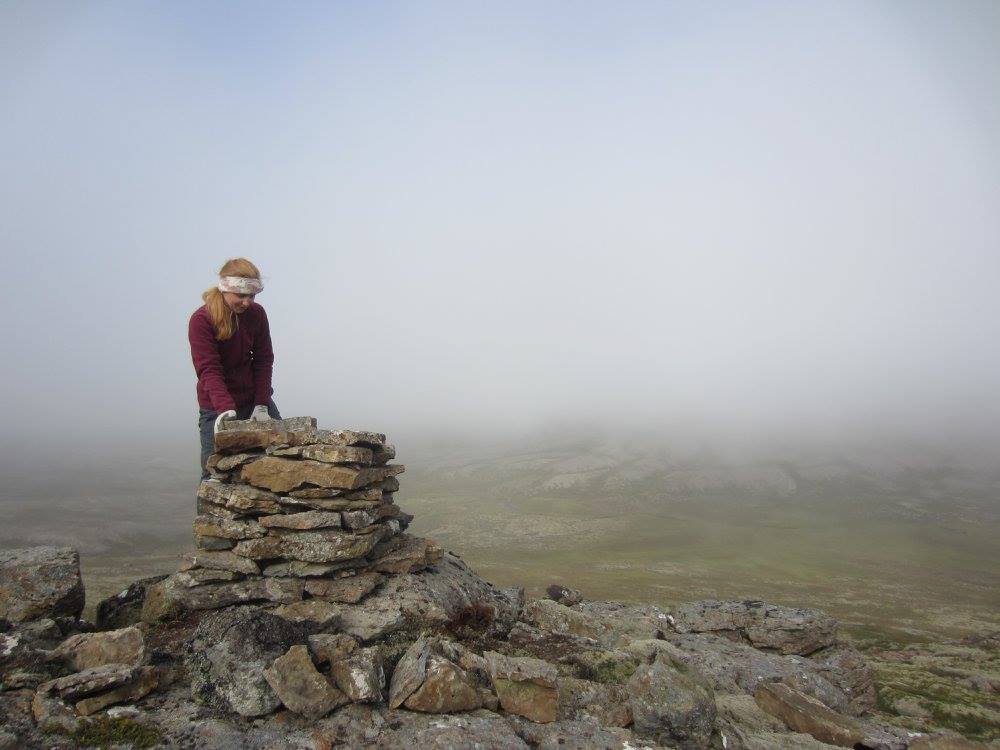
[142,417,441,621]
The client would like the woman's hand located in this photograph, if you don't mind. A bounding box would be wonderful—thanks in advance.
[214,410,237,434]
[251,405,271,422]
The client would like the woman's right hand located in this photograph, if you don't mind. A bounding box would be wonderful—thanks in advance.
[214,410,237,434]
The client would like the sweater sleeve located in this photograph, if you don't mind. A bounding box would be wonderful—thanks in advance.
[188,310,237,413]
[251,305,275,406]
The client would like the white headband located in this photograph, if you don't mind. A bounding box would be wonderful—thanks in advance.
[218,276,263,295]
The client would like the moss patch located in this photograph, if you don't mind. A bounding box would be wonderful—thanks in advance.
[47,715,163,749]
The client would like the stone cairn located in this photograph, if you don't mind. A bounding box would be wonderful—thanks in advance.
[142,416,442,622]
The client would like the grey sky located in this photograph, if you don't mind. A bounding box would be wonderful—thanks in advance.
[2,1,998,456]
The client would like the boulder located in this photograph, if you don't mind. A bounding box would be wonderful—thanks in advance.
[263,645,347,720]
[485,651,558,723]
[754,682,864,747]
[329,647,385,703]
[0,547,85,623]
[626,654,717,749]
[522,599,609,641]
[52,626,145,671]
[670,600,837,656]
[557,677,631,726]
[546,584,583,607]
[403,655,482,713]
[187,606,316,717]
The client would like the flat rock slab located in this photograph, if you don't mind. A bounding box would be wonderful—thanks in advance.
[75,666,158,716]
[141,574,303,622]
[273,600,342,628]
[52,626,145,671]
[670,600,837,656]
[304,572,384,603]
[264,645,347,720]
[217,416,318,433]
[41,664,142,700]
[0,546,85,623]
[181,551,260,576]
[197,482,282,515]
[192,515,266,541]
[269,445,374,465]
[259,510,342,530]
[234,530,380,564]
[241,457,403,493]
[754,682,864,747]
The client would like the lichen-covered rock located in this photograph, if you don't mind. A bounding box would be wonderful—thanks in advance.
[191,514,266,541]
[141,574,303,622]
[52,626,145,671]
[196,481,282,515]
[670,600,837,656]
[557,676,632,726]
[259,510,343,530]
[0,546,85,623]
[180,551,261,576]
[308,633,358,665]
[522,599,609,641]
[403,655,483,713]
[232,530,380,564]
[73,665,158,716]
[273,600,342,628]
[626,654,717,749]
[329,646,385,703]
[546,584,583,607]
[263,645,347,720]
[39,663,143,700]
[486,651,559,723]
[304,572,384,603]
[754,682,864,747]
[187,606,317,717]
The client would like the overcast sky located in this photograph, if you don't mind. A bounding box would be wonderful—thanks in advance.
[2,1,998,458]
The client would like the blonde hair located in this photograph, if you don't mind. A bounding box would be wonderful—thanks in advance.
[202,258,262,341]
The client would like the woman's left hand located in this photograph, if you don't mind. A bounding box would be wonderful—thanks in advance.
[250,405,271,422]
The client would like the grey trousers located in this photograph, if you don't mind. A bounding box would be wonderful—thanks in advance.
[198,399,281,480]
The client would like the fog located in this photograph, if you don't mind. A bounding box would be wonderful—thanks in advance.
[2,1,999,467]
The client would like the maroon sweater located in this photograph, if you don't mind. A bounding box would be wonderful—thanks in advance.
[188,303,274,413]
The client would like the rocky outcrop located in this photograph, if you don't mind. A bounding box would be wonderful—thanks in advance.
[0,546,85,623]
[0,415,982,748]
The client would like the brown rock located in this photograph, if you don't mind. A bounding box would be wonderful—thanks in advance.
[74,666,158,716]
[305,572,384,603]
[263,645,347,720]
[341,509,377,530]
[241,457,404,493]
[485,651,558,723]
[754,682,864,747]
[368,534,443,574]
[214,430,294,454]
[208,452,263,472]
[32,692,78,733]
[329,647,385,703]
[308,634,358,665]
[40,664,142,700]
[404,656,483,713]
[259,510,343,530]
[52,626,145,671]
[262,560,364,577]
[273,600,342,628]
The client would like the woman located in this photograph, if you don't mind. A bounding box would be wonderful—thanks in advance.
[189,258,281,478]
